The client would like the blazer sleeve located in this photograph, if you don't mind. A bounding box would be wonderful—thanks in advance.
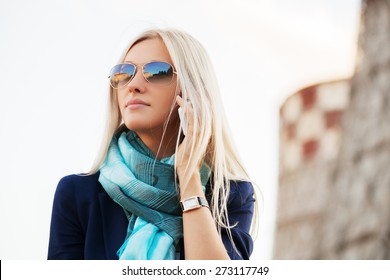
[48,176,85,260]
[221,181,255,260]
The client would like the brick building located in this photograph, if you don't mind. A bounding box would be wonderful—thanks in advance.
[274,0,390,259]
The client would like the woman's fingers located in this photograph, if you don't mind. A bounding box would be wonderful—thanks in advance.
[176,95,193,134]
[176,95,183,107]
[176,95,192,108]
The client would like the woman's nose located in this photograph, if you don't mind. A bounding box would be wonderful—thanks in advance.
[127,67,146,93]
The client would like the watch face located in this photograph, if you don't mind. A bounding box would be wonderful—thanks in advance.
[185,197,199,208]
[181,197,208,212]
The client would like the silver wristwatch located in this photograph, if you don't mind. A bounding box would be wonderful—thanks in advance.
[180,196,209,212]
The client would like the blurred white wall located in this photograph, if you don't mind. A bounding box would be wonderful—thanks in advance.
[0,0,360,259]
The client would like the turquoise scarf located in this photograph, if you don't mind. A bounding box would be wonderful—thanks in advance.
[99,126,210,260]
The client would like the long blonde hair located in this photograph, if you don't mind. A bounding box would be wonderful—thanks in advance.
[88,27,258,244]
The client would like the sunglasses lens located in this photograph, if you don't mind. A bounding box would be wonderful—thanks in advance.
[143,62,175,84]
[109,64,135,88]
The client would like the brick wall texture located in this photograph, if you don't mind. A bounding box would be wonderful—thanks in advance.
[274,0,390,259]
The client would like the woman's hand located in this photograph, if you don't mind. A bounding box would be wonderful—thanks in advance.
[175,95,202,198]
[175,96,201,181]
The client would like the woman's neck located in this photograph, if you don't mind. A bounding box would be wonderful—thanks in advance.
[136,120,180,160]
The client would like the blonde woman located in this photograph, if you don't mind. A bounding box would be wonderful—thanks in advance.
[48,28,257,260]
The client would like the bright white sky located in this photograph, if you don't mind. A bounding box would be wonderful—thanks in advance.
[0,0,361,259]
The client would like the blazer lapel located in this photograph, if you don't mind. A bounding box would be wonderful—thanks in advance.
[97,184,128,260]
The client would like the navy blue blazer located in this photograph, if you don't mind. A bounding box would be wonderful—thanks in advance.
[48,172,255,260]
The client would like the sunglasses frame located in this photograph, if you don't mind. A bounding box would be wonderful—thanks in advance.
[108,61,178,89]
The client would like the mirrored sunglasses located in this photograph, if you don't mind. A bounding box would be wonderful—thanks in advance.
[108,61,177,89]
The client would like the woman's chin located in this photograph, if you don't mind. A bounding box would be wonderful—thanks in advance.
[123,121,153,133]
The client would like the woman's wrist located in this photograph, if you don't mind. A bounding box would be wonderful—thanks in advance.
[176,167,199,182]
[178,171,205,199]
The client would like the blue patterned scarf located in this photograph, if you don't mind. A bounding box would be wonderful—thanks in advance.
[99,126,210,259]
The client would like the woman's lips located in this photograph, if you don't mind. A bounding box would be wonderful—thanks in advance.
[126,104,147,110]
[125,98,150,109]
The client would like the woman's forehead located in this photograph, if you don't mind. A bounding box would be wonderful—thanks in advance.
[124,37,173,65]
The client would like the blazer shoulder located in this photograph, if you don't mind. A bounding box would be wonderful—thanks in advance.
[55,172,102,198]
[228,180,255,208]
